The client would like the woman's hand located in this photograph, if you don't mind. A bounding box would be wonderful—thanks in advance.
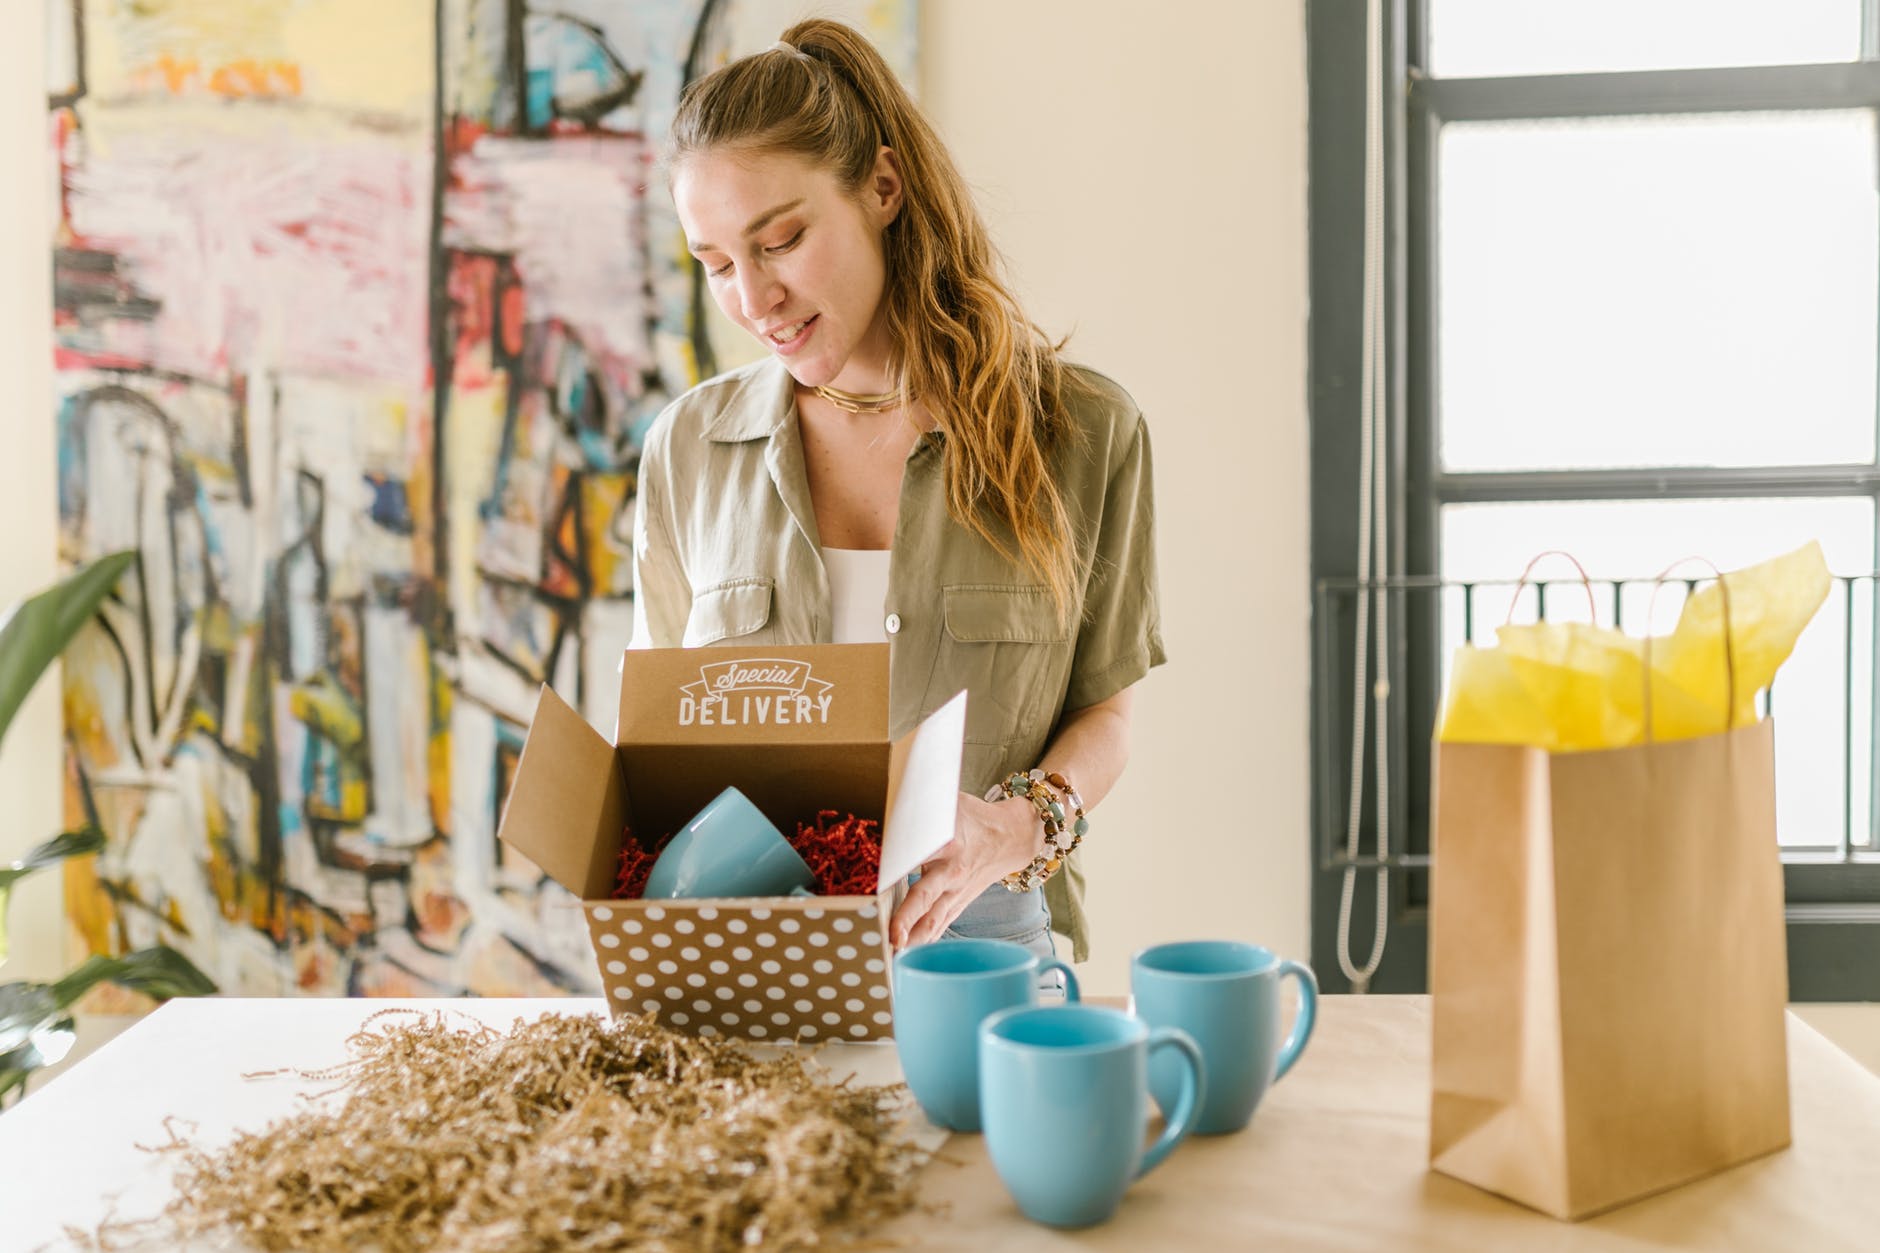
[888,791,1043,949]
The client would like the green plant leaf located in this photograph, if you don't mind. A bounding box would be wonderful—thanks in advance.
[0,1059,30,1106]
[0,550,137,751]
[50,946,218,1008]
[0,981,62,1055]
[0,827,105,894]
[0,828,104,968]
[0,1000,75,1109]
[1,949,214,1108]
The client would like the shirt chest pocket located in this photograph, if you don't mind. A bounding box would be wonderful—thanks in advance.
[940,584,1070,750]
[683,577,775,647]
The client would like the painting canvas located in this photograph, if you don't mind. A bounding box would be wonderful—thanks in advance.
[47,0,917,999]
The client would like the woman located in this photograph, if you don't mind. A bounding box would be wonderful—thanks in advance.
[631,19,1163,962]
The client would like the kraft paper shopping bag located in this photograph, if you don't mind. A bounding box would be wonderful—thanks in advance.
[1428,720,1791,1219]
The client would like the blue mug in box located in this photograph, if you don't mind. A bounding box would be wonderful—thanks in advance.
[641,786,818,899]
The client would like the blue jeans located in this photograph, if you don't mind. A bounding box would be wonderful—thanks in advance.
[944,881,1054,956]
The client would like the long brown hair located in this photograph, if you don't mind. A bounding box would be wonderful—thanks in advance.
[669,19,1081,620]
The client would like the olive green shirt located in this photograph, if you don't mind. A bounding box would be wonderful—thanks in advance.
[630,357,1166,960]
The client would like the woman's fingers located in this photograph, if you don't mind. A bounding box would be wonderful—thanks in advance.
[901,878,977,949]
[889,869,944,948]
[889,853,969,948]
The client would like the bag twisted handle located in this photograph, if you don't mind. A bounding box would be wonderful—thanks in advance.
[1504,550,1599,627]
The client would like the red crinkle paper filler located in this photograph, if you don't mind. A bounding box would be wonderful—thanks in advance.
[788,810,882,897]
[610,812,881,901]
[611,828,667,901]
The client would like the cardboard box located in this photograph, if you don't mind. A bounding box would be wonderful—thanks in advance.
[497,643,963,1042]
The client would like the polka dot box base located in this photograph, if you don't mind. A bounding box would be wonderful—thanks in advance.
[497,646,965,1046]
[588,896,897,1042]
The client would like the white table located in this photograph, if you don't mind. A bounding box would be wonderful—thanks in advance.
[0,997,935,1251]
[5,996,1879,1250]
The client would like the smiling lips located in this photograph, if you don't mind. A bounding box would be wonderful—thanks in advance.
[765,315,817,350]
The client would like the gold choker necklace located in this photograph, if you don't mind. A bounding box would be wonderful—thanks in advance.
[811,383,912,414]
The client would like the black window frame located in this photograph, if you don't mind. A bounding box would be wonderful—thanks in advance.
[1308,0,1880,999]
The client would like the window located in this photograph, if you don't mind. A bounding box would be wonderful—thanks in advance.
[1309,1,1880,998]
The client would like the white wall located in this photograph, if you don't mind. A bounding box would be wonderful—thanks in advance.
[1,0,65,987]
[0,3,1312,998]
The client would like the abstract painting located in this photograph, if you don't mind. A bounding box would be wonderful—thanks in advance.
[48,0,916,999]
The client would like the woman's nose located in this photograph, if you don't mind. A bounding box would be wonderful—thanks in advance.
[737,267,784,323]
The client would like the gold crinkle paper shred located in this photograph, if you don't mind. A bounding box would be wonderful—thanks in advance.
[134,1009,924,1252]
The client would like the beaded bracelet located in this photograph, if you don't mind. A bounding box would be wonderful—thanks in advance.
[989,769,1089,893]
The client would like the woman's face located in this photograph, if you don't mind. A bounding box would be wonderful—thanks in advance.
[673,146,902,392]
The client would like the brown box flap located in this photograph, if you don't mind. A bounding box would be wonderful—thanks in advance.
[618,644,889,746]
[497,684,629,900]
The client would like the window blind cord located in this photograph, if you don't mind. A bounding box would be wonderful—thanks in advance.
[1337,0,1391,994]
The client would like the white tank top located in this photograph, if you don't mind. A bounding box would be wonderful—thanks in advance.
[822,547,892,644]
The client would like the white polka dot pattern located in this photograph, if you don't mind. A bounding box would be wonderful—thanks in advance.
[586,899,894,1040]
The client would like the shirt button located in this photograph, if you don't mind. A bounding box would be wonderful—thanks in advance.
[885,613,902,635]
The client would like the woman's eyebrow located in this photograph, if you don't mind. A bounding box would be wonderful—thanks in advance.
[687,198,807,254]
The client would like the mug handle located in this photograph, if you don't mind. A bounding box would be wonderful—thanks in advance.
[1136,1027,1205,1178]
[1037,957,1081,1001]
[1274,959,1318,1081]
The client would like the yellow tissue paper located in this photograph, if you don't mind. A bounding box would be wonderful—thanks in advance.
[1437,541,1831,750]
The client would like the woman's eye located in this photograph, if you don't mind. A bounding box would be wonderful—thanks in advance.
[707,259,733,278]
[764,229,804,255]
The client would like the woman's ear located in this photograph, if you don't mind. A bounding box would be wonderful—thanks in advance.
[869,145,905,227]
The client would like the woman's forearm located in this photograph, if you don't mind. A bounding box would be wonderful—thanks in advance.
[1034,684,1136,814]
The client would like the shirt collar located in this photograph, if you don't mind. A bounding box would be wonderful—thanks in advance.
[697,356,950,451]
[700,357,796,443]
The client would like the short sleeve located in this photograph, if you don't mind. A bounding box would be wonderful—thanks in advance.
[1064,413,1167,710]
[629,434,692,650]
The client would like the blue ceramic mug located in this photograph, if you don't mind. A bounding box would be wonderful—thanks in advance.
[641,786,818,899]
[978,1004,1205,1229]
[1131,940,1318,1135]
[893,938,1080,1132]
